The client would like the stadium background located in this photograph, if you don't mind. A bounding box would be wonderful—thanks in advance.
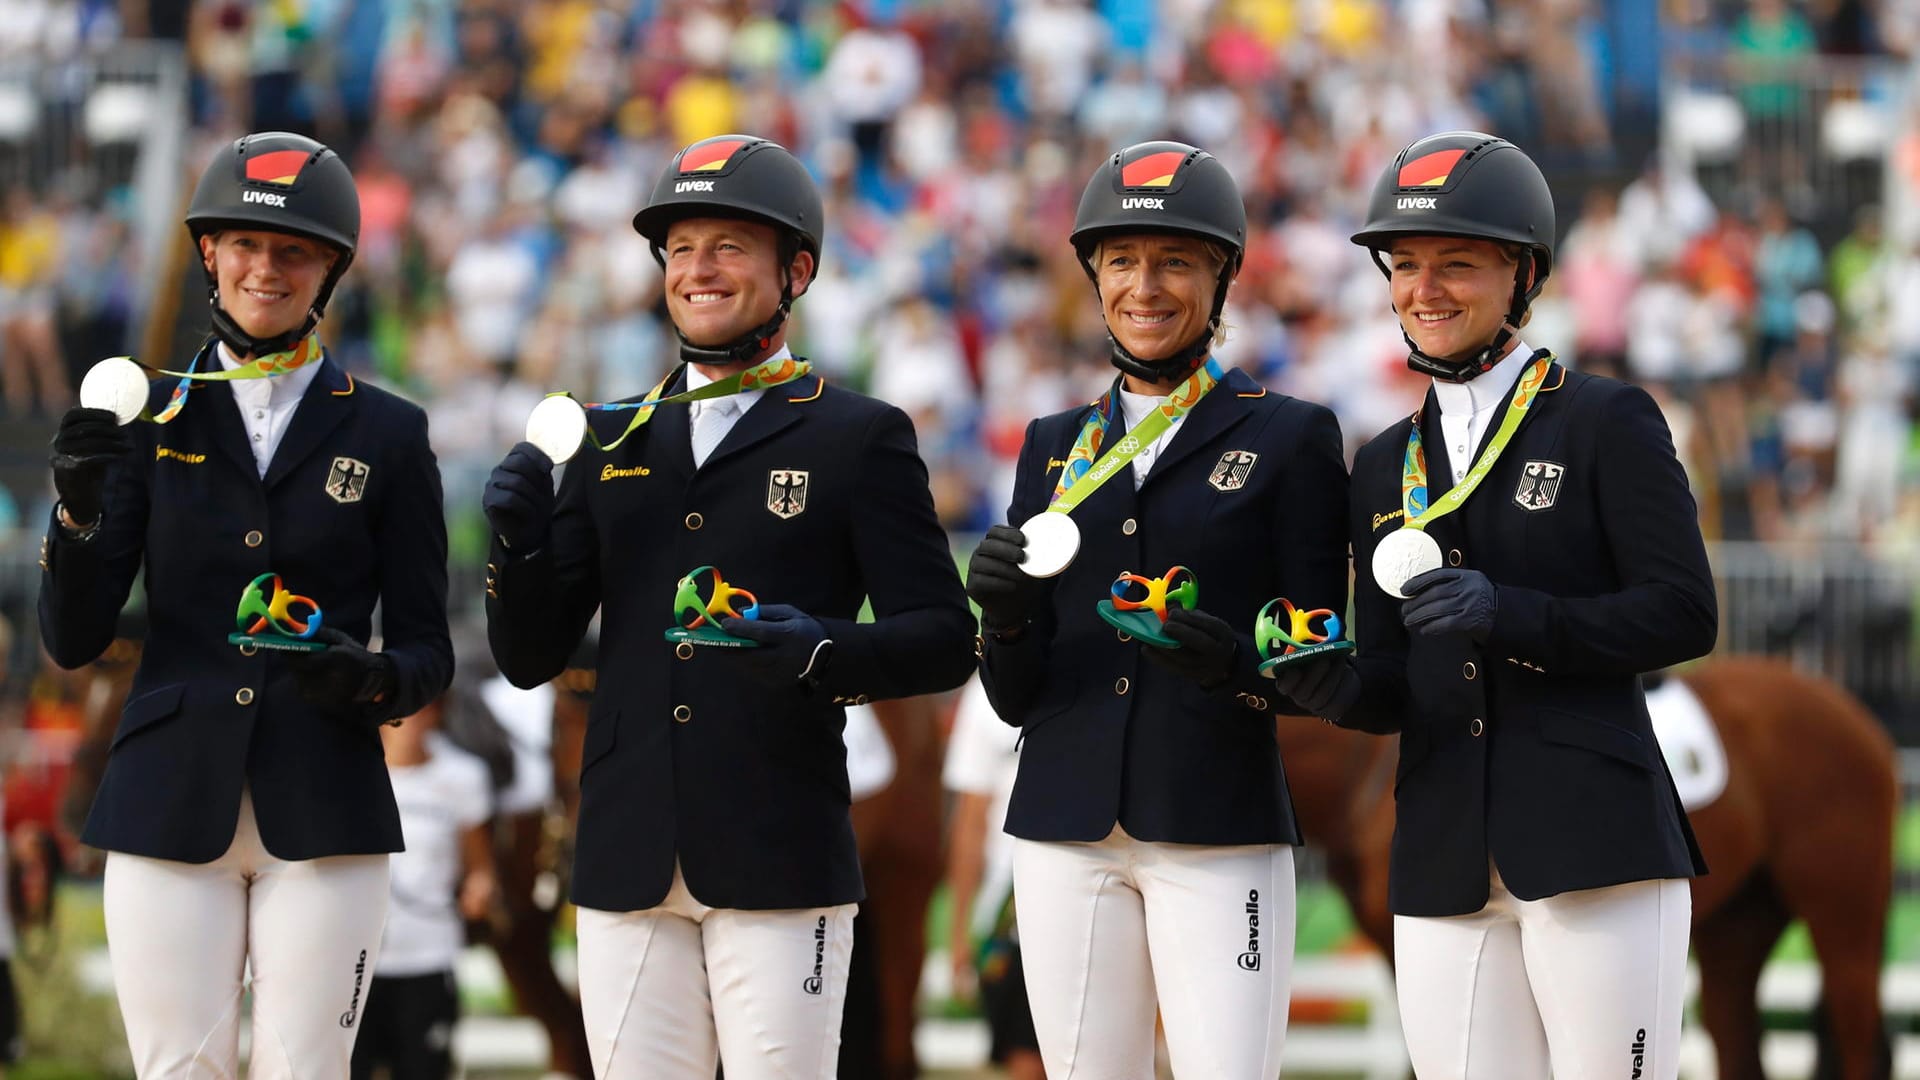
[0,0,1918,1075]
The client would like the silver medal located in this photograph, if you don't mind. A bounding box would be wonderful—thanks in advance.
[1018,511,1081,578]
[79,357,149,426]
[525,395,590,464]
[1371,527,1444,599]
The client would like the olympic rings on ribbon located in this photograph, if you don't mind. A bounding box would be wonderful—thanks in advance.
[234,572,323,639]
[1109,566,1198,624]
[673,565,760,630]
[1255,597,1343,660]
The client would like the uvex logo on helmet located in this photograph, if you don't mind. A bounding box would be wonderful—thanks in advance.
[1390,149,1464,211]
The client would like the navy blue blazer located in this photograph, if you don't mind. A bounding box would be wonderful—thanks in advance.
[485,367,975,912]
[982,367,1349,847]
[39,347,452,863]
[1343,362,1714,916]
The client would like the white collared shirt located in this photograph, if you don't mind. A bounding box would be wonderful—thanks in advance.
[1116,386,1185,490]
[686,346,783,458]
[1430,339,1533,485]
[218,340,324,478]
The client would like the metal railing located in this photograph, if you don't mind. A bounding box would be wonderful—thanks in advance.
[0,40,189,356]
[1710,539,1920,740]
[1661,51,1911,243]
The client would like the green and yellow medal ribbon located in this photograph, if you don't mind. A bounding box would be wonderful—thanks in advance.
[1048,356,1225,511]
[148,333,327,423]
[552,354,813,453]
[1400,351,1554,529]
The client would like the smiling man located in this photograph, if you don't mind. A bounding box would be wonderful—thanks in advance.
[479,134,974,1080]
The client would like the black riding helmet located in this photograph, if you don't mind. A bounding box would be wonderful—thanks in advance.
[1070,141,1246,383]
[1350,131,1555,382]
[185,131,360,357]
[633,135,823,366]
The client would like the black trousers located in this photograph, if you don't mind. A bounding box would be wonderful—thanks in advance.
[349,970,459,1080]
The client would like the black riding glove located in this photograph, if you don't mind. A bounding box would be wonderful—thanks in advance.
[1401,568,1498,642]
[720,604,833,688]
[1265,653,1362,722]
[483,442,556,554]
[966,524,1048,633]
[286,627,397,719]
[1140,607,1239,689]
[50,407,131,527]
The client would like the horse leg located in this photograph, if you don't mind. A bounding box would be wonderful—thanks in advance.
[1779,867,1892,1080]
[491,811,594,1078]
[1692,874,1792,1080]
[1811,998,1894,1080]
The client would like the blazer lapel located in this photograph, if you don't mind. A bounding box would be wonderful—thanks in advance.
[158,341,255,479]
[698,372,819,471]
[263,356,356,491]
[1138,367,1256,490]
[1417,386,1453,503]
[1464,355,1561,468]
[197,378,261,480]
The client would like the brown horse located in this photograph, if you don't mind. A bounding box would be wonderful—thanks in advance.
[1278,656,1897,1080]
[848,693,952,1080]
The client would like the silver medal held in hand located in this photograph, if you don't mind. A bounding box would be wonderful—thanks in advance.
[524,395,590,464]
[79,357,150,426]
[1371,527,1443,599]
[1018,511,1081,579]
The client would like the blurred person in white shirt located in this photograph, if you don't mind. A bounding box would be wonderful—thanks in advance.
[1833,325,1913,541]
[351,694,498,1080]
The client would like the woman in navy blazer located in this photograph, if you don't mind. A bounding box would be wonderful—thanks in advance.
[1271,131,1714,1080]
[39,132,450,1077]
[965,142,1348,1078]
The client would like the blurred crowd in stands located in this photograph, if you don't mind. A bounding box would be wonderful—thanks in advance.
[0,0,1917,560]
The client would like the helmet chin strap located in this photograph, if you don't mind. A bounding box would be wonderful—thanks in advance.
[209,289,319,357]
[677,294,792,366]
[1404,323,1516,383]
[1104,264,1233,385]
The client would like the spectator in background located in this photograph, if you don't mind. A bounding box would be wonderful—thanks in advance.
[1616,158,1716,273]
[1730,0,1819,195]
[351,691,498,1080]
[1751,196,1825,373]
[1832,324,1915,541]
[0,187,69,418]
[823,14,921,172]
[1828,202,1886,335]
[1557,186,1639,377]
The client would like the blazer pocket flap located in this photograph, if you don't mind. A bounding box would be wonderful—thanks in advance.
[1540,709,1653,771]
[581,709,618,771]
[111,683,187,749]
